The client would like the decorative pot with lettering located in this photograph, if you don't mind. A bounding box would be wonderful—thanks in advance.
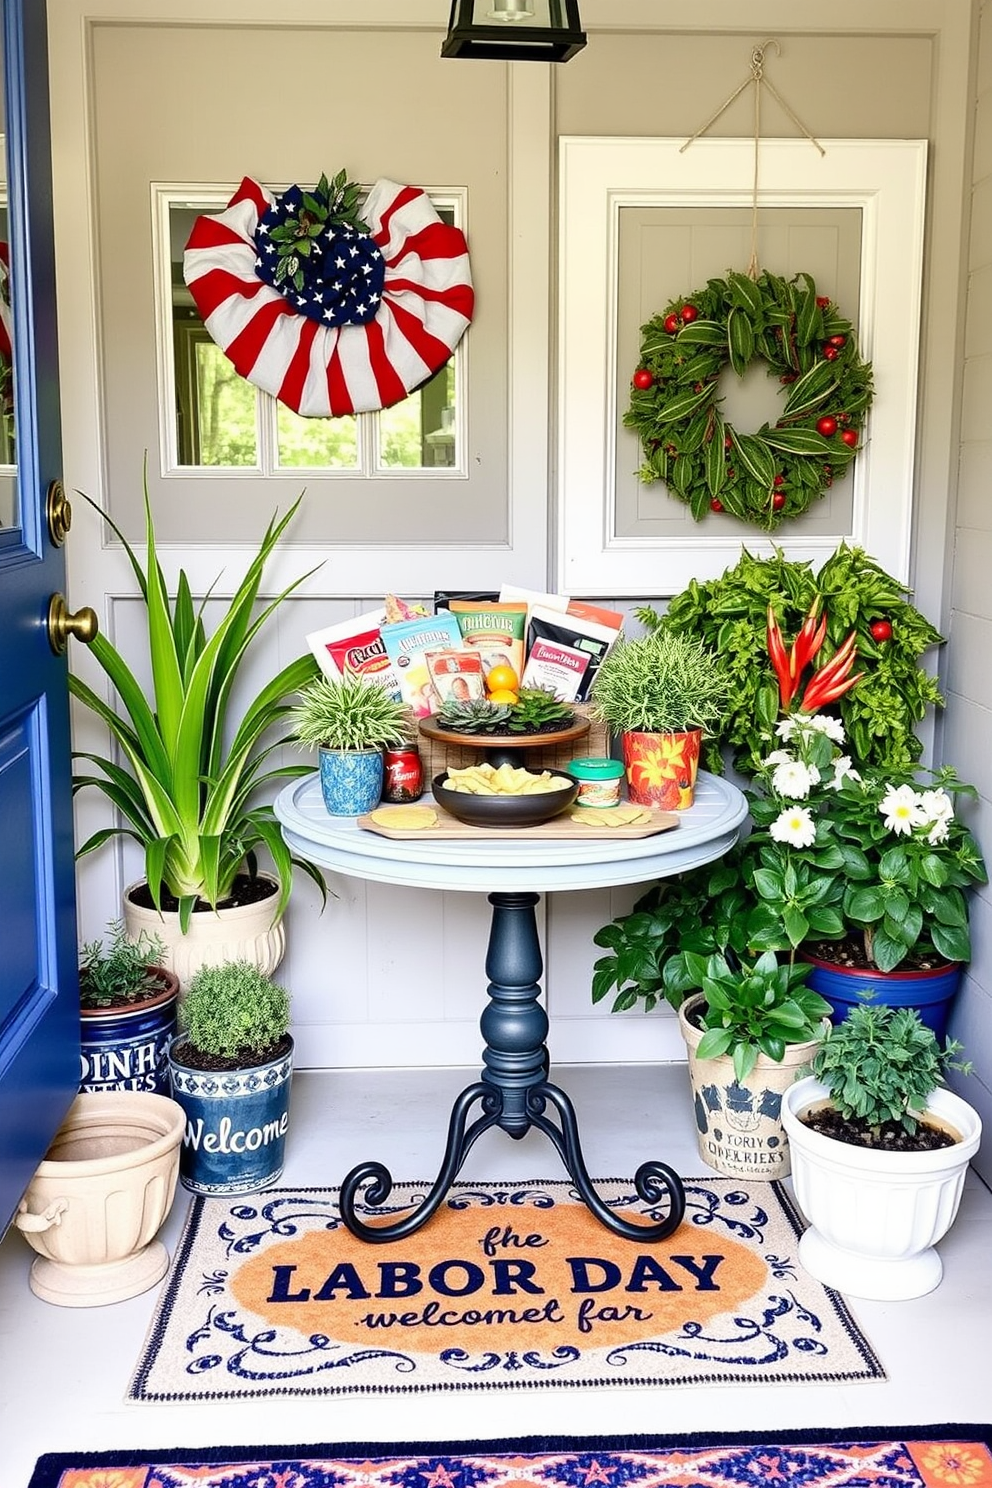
[781,1075,981,1300]
[14,1091,184,1306]
[621,728,702,810]
[167,1036,294,1196]
[123,872,286,988]
[678,992,824,1180]
[79,968,179,1096]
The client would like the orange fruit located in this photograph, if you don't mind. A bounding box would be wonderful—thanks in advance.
[487,688,519,705]
[486,663,519,693]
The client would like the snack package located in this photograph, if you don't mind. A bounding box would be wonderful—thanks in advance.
[567,600,625,632]
[525,605,623,701]
[425,647,486,705]
[306,609,400,696]
[448,600,527,683]
[519,637,591,701]
[380,612,464,717]
[434,589,500,611]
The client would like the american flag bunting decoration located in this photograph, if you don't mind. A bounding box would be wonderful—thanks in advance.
[183,176,474,418]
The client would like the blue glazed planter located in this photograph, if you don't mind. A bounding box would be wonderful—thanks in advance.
[79,972,179,1095]
[167,1037,294,1195]
[801,954,963,1041]
[319,746,384,816]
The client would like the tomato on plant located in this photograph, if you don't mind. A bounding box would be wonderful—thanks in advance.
[816,416,838,437]
[632,367,654,389]
[869,619,893,642]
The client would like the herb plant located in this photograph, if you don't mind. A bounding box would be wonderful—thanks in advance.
[683,950,831,1082]
[644,544,943,774]
[69,476,325,932]
[179,960,291,1065]
[78,920,167,1009]
[290,674,413,752]
[809,1003,970,1135]
[589,630,729,736]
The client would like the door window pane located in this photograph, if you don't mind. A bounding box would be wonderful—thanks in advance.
[276,402,359,469]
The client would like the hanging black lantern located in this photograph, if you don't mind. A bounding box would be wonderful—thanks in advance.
[442,0,586,63]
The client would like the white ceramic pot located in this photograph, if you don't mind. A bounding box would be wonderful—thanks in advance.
[678,993,823,1179]
[781,1076,982,1300]
[123,873,286,988]
[14,1091,185,1306]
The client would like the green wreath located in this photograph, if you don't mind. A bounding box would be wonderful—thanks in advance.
[625,269,874,531]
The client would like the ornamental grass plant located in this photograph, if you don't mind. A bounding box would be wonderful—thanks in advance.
[290,673,413,752]
[588,629,729,737]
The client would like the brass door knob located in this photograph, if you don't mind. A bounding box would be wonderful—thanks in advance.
[48,593,99,655]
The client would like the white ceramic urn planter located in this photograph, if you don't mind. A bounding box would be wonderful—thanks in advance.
[123,873,286,988]
[781,1076,981,1301]
[14,1091,185,1307]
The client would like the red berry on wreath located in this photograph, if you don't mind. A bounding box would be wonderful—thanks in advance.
[709,498,724,512]
[664,313,680,335]
[816,296,831,308]
[773,472,785,486]
[828,334,847,348]
[869,619,893,642]
[823,345,839,361]
[680,303,699,323]
[772,492,786,511]
[816,415,838,437]
[841,428,859,448]
[780,372,798,384]
[632,368,654,389]
[724,435,733,450]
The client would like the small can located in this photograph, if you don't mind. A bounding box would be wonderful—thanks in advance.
[566,756,625,808]
[383,745,424,803]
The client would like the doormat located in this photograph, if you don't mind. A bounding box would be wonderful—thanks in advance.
[129,1177,883,1399]
[28,1428,992,1488]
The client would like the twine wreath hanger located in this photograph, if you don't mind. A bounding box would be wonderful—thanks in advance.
[624,40,873,531]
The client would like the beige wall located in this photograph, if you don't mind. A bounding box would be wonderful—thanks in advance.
[946,0,992,1181]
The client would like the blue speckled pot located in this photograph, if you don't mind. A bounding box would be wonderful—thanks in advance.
[318,746,384,815]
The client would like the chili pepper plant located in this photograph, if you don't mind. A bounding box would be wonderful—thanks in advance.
[592,606,986,1013]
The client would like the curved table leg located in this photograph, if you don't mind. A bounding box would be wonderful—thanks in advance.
[338,888,685,1243]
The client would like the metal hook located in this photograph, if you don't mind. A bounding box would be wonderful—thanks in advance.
[750,38,781,79]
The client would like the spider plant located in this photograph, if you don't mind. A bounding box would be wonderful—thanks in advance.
[69,478,324,932]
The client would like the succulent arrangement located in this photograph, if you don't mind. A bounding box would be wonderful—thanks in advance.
[436,686,575,736]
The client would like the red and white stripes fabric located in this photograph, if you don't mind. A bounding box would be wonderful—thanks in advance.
[183,178,474,418]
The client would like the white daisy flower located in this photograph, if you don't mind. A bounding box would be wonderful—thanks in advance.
[763,749,794,767]
[880,782,926,836]
[770,805,817,847]
[772,761,819,799]
[919,788,954,825]
[804,714,846,743]
[928,818,950,845]
[829,755,861,789]
[775,718,799,741]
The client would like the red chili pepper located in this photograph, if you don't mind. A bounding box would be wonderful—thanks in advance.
[799,630,860,711]
[791,599,827,684]
[766,606,797,709]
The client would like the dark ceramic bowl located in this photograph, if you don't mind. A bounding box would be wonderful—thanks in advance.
[431,770,579,828]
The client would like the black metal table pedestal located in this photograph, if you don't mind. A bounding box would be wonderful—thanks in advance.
[339,890,686,1243]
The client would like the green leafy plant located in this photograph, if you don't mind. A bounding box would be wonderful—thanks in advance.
[645,544,943,773]
[683,950,831,1082]
[178,959,291,1066]
[589,630,729,736]
[809,1003,970,1135]
[269,170,368,291]
[290,674,413,752]
[507,687,575,733]
[69,478,325,932]
[78,919,167,1009]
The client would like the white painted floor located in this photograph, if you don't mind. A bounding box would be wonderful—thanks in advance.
[2,1062,990,1488]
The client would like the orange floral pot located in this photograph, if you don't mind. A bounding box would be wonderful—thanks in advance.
[621,728,702,809]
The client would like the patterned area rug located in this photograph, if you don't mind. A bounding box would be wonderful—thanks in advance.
[27,1429,992,1488]
[128,1177,883,1399]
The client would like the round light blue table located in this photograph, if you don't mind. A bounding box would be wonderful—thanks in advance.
[276,771,747,1243]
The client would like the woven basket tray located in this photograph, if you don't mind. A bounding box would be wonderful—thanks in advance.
[418,702,610,779]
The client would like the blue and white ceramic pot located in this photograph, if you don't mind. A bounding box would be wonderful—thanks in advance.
[318,745,384,815]
[167,1036,294,1195]
[800,952,963,1041]
[79,969,179,1095]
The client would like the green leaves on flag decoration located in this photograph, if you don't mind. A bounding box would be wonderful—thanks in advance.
[624,268,874,531]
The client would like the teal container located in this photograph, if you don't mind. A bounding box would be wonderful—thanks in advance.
[566,756,625,808]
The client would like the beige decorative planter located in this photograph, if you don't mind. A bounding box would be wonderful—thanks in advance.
[14,1091,185,1307]
[678,993,823,1180]
[123,873,286,988]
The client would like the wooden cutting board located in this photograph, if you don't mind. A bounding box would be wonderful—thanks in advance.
[357,804,680,841]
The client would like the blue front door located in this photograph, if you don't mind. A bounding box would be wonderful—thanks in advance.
[0,0,79,1232]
